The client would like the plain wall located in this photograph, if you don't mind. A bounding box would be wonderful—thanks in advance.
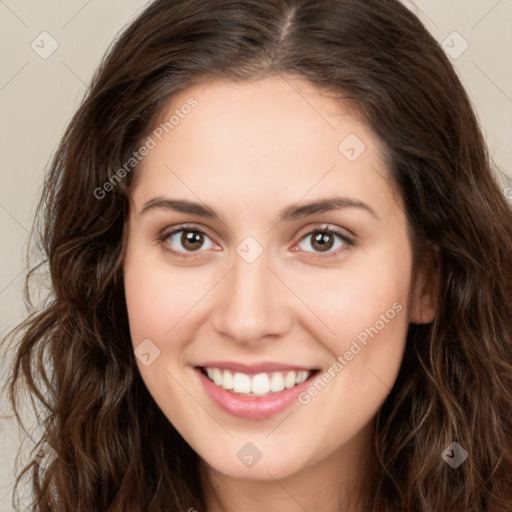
[1,1,511,509]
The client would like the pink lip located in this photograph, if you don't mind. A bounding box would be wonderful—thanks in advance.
[194,367,318,420]
[196,360,317,375]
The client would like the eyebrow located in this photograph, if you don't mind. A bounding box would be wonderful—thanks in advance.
[139,196,379,221]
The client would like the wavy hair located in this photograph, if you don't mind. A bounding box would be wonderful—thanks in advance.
[2,0,512,510]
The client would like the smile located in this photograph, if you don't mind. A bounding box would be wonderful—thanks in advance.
[194,362,320,419]
[201,367,312,396]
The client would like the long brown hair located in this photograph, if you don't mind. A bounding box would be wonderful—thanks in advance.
[2,0,512,510]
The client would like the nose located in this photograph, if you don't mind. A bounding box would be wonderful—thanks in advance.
[210,247,293,346]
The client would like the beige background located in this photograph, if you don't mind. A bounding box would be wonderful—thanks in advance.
[1,0,511,509]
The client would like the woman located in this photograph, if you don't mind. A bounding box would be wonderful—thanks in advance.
[2,0,512,510]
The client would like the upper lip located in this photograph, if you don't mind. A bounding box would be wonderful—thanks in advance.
[195,361,318,374]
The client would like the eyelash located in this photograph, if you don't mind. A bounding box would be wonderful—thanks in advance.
[157,224,354,260]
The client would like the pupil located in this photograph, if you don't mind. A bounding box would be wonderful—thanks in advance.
[183,231,203,250]
[313,232,333,252]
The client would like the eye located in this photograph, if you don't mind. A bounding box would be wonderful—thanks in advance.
[159,225,218,259]
[158,223,354,260]
[293,225,354,257]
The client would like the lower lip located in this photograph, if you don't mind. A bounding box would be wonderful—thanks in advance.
[195,368,317,420]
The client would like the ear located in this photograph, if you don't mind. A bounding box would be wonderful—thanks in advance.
[409,248,440,325]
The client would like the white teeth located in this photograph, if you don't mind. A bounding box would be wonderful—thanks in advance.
[269,372,285,392]
[232,372,251,393]
[251,373,270,395]
[222,370,233,389]
[212,368,223,386]
[203,367,312,395]
[284,371,296,389]
[296,370,309,384]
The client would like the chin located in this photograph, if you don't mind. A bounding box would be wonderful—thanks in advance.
[196,437,313,482]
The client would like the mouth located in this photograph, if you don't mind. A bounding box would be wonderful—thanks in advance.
[197,366,320,397]
[193,360,322,419]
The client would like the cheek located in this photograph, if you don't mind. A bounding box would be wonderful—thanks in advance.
[123,243,203,344]
[293,240,413,356]
[123,245,199,417]
[289,240,413,421]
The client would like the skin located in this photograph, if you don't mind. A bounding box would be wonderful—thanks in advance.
[123,75,437,512]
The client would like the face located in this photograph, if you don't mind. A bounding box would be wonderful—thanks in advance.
[123,76,435,482]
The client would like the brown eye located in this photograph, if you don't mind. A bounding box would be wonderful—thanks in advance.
[295,226,353,257]
[180,230,205,251]
[310,231,335,252]
[161,227,217,257]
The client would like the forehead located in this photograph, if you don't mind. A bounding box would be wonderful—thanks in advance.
[132,76,401,222]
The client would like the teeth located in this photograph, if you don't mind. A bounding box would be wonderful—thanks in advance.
[232,372,251,393]
[270,372,285,392]
[222,370,233,389]
[296,370,309,384]
[251,373,270,394]
[284,371,296,389]
[203,367,312,396]
[212,368,223,386]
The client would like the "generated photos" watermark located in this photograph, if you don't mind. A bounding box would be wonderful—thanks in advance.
[298,301,403,405]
